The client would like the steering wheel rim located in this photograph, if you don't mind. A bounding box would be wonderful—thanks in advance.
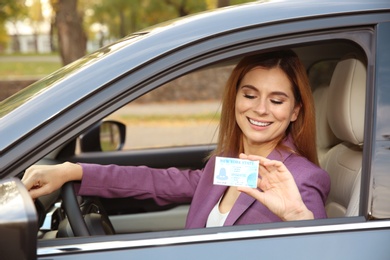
[61,182,90,237]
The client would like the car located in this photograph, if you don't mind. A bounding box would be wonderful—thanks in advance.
[1,0,390,259]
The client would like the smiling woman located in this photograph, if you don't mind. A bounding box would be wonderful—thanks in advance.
[235,67,300,156]
[215,50,317,165]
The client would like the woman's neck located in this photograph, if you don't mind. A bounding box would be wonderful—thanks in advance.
[242,138,278,157]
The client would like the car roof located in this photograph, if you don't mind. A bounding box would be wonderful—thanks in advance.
[0,0,389,174]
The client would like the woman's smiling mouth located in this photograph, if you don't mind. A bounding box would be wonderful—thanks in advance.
[248,118,272,127]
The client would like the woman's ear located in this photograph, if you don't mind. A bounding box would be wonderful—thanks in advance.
[290,103,301,122]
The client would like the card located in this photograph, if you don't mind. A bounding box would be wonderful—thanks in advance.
[214,156,259,188]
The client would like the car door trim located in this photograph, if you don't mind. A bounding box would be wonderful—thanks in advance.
[38,219,390,256]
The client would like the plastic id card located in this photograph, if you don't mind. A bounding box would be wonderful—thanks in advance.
[213,156,259,188]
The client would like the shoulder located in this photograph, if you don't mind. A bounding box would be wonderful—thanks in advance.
[285,153,326,176]
[272,136,328,180]
[284,153,330,191]
[285,153,320,171]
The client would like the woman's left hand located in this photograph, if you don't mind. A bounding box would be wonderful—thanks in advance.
[237,153,314,221]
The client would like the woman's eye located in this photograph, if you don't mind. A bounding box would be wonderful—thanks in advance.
[271,99,283,104]
[244,94,256,99]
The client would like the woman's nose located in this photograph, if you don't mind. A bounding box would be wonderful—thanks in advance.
[253,99,268,114]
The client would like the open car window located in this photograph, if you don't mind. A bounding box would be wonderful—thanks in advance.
[102,65,235,150]
[65,37,369,234]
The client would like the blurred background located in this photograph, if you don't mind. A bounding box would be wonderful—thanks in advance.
[0,0,255,101]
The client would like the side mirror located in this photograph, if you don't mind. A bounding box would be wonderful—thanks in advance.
[79,120,126,152]
[0,178,37,260]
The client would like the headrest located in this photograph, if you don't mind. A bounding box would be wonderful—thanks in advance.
[314,86,340,151]
[327,53,366,146]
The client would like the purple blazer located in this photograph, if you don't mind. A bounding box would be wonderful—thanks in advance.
[79,140,330,229]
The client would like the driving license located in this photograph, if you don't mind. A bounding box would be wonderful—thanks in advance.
[214,156,259,188]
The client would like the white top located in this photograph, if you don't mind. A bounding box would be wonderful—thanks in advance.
[206,196,230,227]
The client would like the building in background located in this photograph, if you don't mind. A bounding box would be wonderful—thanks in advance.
[6,20,51,53]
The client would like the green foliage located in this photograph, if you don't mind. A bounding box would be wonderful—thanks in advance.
[85,0,255,43]
[86,0,219,41]
[0,23,8,51]
[29,0,44,22]
[0,0,28,22]
[0,0,28,53]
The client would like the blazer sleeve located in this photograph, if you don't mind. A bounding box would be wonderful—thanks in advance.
[78,163,203,206]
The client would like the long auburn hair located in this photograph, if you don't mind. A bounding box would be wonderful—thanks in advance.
[212,50,319,166]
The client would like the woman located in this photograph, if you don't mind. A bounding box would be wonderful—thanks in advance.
[22,50,330,228]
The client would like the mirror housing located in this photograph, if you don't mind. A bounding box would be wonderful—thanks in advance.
[0,178,37,260]
[79,120,126,152]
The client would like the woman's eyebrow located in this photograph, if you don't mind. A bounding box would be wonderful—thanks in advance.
[240,85,258,91]
[240,85,290,98]
[270,91,289,98]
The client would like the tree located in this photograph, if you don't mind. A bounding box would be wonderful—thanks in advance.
[88,0,142,40]
[88,0,208,42]
[206,0,254,9]
[29,0,44,53]
[163,0,206,17]
[54,0,254,56]
[0,24,7,52]
[0,0,27,52]
[51,0,87,65]
[218,0,230,7]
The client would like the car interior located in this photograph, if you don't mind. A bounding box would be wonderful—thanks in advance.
[34,39,367,239]
[314,52,366,218]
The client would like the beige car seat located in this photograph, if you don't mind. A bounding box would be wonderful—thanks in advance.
[313,85,340,166]
[316,53,366,218]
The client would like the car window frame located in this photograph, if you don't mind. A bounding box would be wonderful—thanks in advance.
[61,29,373,228]
[81,27,375,215]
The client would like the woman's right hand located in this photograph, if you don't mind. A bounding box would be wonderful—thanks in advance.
[22,162,83,199]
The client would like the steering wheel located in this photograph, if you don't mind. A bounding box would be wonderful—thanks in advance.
[61,182,115,237]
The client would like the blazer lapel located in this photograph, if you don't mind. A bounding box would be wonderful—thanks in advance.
[224,138,294,226]
[185,156,228,228]
[187,183,227,228]
[223,192,256,226]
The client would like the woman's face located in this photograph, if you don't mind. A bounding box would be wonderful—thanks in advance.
[235,66,300,154]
